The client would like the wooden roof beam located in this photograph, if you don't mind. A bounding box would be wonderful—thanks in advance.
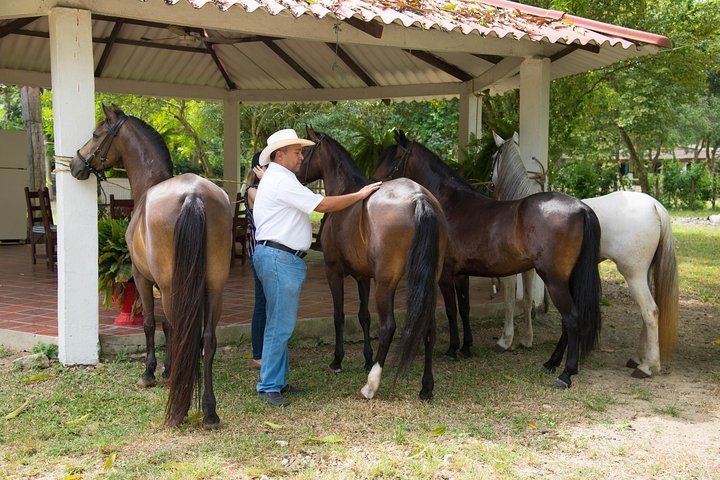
[405,50,473,82]
[95,19,124,77]
[263,40,323,89]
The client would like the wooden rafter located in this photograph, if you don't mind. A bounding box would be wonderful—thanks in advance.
[325,43,377,87]
[550,43,601,62]
[0,17,39,40]
[405,50,473,82]
[263,40,322,89]
[203,42,237,90]
[95,19,124,77]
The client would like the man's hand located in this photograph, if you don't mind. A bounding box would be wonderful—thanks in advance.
[357,181,382,199]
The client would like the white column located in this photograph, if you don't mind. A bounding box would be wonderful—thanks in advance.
[223,99,242,201]
[458,91,482,162]
[49,7,99,365]
[519,56,550,307]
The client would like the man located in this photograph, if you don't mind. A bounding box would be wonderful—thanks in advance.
[253,128,381,407]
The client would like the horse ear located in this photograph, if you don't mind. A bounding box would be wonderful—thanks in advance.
[492,131,505,147]
[395,130,408,147]
[110,103,125,117]
[306,125,317,141]
[512,131,519,144]
[101,103,113,119]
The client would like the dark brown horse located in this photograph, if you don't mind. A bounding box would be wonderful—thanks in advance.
[300,127,447,400]
[70,105,233,427]
[373,131,602,389]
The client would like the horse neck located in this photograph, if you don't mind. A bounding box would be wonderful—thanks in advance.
[318,147,368,196]
[494,145,542,201]
[118,123,173,201]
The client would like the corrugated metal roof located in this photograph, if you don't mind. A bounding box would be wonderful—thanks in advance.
[0,0,671,102]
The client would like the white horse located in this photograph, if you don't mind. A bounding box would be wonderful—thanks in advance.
[491,133,679,378]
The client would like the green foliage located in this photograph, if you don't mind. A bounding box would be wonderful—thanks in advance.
[97,216,133,310]
[31,343,58,360]
[661,159,713,208]
[350,125,396,176]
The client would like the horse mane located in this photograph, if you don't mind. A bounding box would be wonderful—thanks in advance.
[128,116,174,175]
[320,132,372,186]
[409,141,480,196]
[493,141,542,201]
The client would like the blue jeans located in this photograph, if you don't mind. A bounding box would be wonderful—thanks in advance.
[249,255,267,361]
[252,244,307,393]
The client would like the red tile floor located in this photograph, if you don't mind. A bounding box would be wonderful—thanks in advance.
[0,243,498,347]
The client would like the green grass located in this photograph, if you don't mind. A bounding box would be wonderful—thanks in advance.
[0,214,718,478]
[672,223,720,303]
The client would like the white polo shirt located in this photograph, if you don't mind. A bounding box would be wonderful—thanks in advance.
[254,162,324,252]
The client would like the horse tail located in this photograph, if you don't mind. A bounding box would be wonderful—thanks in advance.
[652,202,679,361]
[165,194,207,426]
[395,195,441,377]
[571,206,602,359]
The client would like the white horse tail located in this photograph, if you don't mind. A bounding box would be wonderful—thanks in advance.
[652,202,679,361]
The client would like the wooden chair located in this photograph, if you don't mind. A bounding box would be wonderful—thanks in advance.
[232,192,248,264]
[24,186,57,270]
[109,194,134,219]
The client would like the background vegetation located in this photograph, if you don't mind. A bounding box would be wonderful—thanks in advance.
[1,0,719,207]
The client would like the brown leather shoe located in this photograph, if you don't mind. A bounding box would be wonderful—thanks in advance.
[249,359,261,370]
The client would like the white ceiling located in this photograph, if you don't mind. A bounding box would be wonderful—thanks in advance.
[0,0,670,102]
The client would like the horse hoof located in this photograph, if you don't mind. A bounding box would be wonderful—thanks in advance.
[329,362,342,373]
[137,377,156,388]
[552,378,570,389]
[444,350,458,361]
[631,368,651,379]
[626,359,640,369]
[203,416,221,430]
[542,364,556,374]
[419,391,433,402]
[356,390,372,401]
[518,342,532,350]
[494,344,508,354]
[364,363,373,372]
[460,347,473,357]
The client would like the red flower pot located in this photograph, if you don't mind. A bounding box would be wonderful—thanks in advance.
[113,281,144,326]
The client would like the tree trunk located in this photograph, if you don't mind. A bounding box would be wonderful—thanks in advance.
[619,127,647,193]
[20,86,48,191]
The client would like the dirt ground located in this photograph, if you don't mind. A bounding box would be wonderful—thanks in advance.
[526,273,720,479]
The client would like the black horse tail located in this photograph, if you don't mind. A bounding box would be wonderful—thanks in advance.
[395,195,441,378]
[165,194,207,426]
[571,206,602,359]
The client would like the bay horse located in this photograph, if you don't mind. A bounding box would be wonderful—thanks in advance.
[491,132,678,378]
[70,104,233,428]
[373,131,602,389]
[300,127,447,401]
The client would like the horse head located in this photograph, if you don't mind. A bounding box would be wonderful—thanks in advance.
[297,126,327,185]
[373,130,415,181]
[71,103,129,181]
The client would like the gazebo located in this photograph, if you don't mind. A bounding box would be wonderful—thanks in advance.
[0,0,670,365]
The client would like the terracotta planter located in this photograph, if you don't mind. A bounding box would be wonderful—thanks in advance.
[113,280,144,326]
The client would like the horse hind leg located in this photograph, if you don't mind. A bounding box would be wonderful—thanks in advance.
[135,274,158,388]
[495,275,517,352]
[623,271,659,378]
[438,272,460,359]
[455,275,473,357]
[518,270,535,349]
[359,282,396,400]
[201,290,222,429]
[356,277,373,371]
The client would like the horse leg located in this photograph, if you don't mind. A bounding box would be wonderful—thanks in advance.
[518,270,535,349]
[356,277,374,371]
[359,281,396,400]
[201,290,222,429]
[135,274,158,387]
[543,281,578,389]
[455,275,473,357]
[438,271,460,359]
[495,275,517,352]
[622,270,659,378]
[326,268,346,373]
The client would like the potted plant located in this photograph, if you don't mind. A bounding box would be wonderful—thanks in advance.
[98,216,142,325]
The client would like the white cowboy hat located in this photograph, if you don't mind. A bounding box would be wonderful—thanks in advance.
[259,129,315,166]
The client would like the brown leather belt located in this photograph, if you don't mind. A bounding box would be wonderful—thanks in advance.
[258,240,307,258]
